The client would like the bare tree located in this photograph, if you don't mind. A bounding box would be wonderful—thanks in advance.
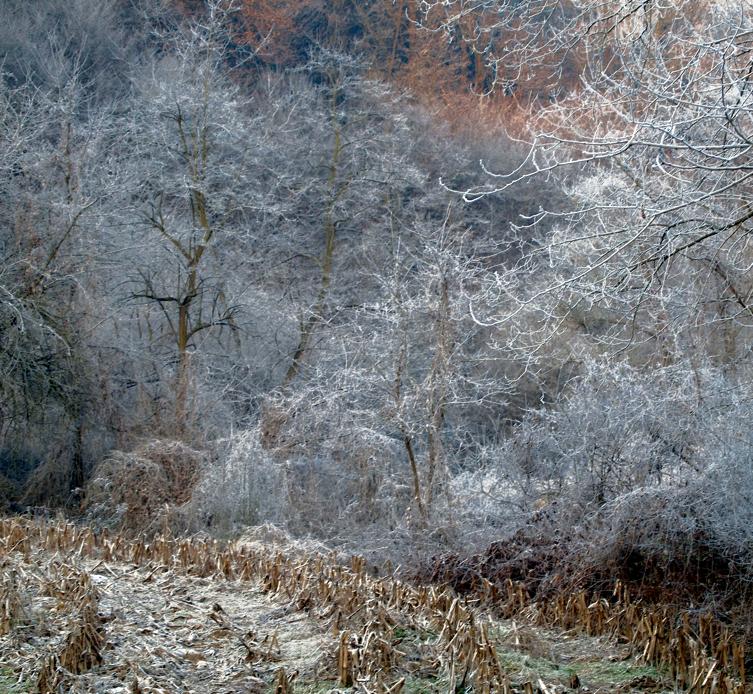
[121,2,264,434]
[414,1,753,371]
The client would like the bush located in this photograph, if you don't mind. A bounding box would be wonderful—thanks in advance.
[189,426,473,566]
[422,360,753,609]
[189,428,412,542]
[187,431,288,532]
[83,440,204,534]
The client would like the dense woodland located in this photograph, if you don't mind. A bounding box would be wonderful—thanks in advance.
[2,0,753,626]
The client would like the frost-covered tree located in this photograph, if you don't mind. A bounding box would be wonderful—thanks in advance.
[423,1,753,369]
[117,2,270,434]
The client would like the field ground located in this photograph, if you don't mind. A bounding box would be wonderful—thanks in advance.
[0,519,710,693]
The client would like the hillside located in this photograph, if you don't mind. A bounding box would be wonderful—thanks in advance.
[2,1,753,690]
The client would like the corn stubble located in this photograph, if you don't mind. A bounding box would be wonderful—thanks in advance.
[36,572,106,692]
[0,569,26,636]
[0,517,748,693]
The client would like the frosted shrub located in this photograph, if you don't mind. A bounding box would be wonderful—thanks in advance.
[500,361,703,511]
[491,360,753,590]
[688,402,753,566]
[448,462,523,542]
[271,435,418,552]
[189,431,288,531]
[84,440,204,534]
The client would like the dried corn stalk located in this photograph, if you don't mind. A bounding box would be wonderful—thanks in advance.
[58,604,106,674]
[0,570,26,635]
[274,666,298,693]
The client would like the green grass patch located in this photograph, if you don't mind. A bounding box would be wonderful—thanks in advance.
[403,675,455,693]
[0,669,30,694]
[497,649,564,680]
[496,646,667,690]
[393,625,437,643]
[293,683,337,694]
[576,660,665,685]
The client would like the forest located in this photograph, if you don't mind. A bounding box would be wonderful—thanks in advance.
[1,0,753,690]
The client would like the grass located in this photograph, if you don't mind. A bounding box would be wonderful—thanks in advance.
[293,683,339,693]
[495,640,669,690]
[576,660,665,686]
[498,649,565,681]
[0,669,29,694]
[403,675,456,693]
[295,622,669,693]
[393,625,437,643]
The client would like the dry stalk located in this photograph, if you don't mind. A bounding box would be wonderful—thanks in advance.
[0,570,26,635]
[274,666,298,693]
[41,561,99,609]
[36,653,65,694]
[58,603,106,674]
[0,517,749,693]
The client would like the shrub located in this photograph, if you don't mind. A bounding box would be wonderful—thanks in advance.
[83,440,204,534]
[423,360,753,609]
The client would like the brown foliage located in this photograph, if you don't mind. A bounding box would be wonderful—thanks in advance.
[83,440,205,534]
[418,513,753,617]
[237,0,322,65]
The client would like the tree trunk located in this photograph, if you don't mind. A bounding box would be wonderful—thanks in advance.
[425,273,451,508]
[283,108,343,387]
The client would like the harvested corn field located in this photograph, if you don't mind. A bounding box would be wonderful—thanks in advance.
[0,518,748,693]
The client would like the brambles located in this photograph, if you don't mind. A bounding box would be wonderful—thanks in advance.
[83,440,205,534]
